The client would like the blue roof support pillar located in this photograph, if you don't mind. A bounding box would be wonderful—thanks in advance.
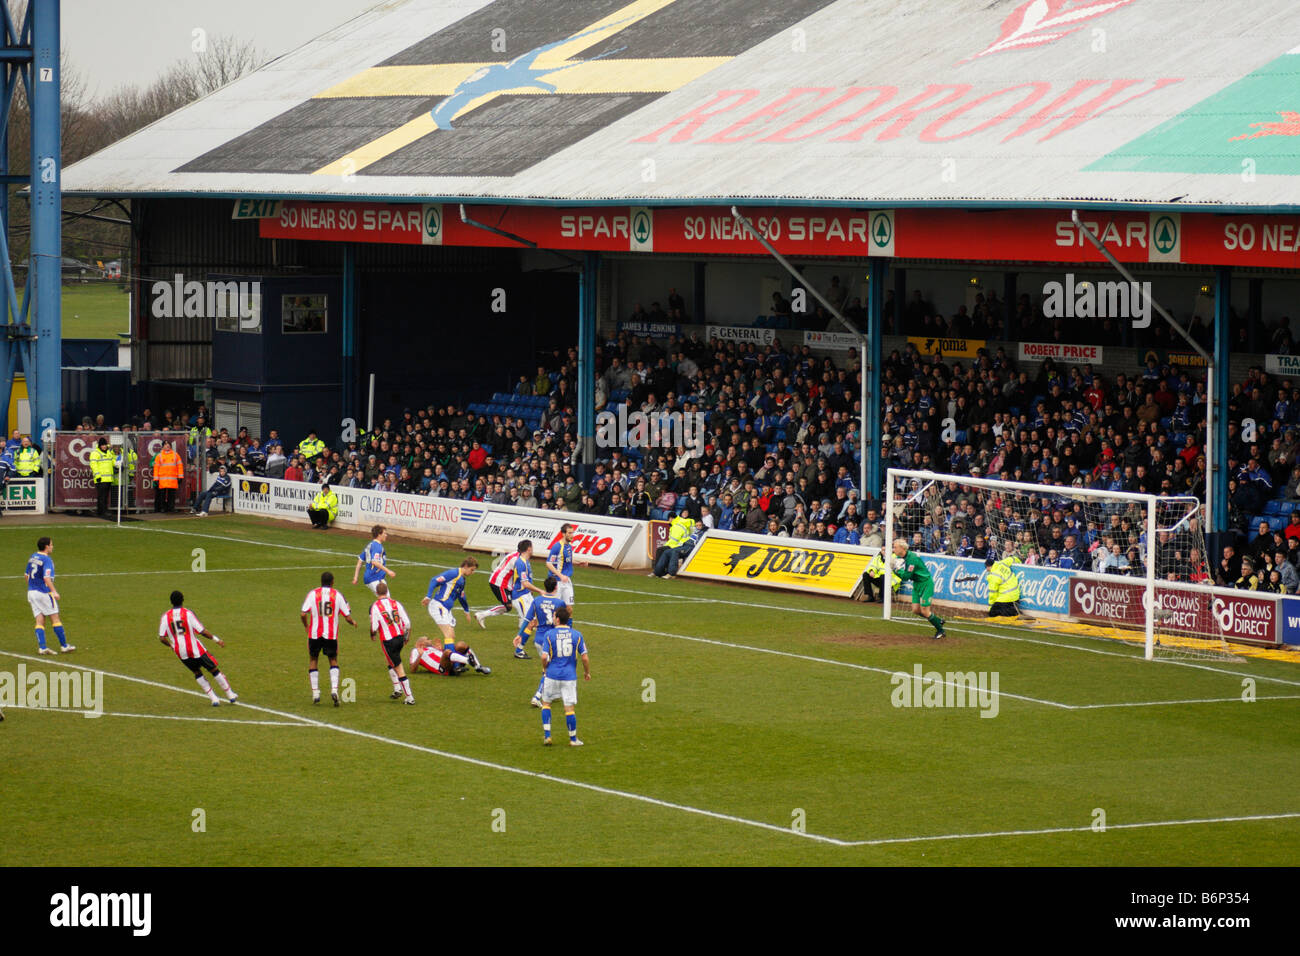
[341,242,358,426]
[1212,266,1231,534]
[578,251,599,463]
[29,0,60,440]
[892,266,907,335]
[867,256,885,499]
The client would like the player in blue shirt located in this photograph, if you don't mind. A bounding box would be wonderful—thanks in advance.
[420,556,479,651]
[546,522,580,608]
[26,536,74,654]
[352,525,396,595]
[516,576,569,707]
[538,606,590,747]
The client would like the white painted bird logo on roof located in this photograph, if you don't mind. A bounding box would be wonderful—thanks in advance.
[961,0,1137,63]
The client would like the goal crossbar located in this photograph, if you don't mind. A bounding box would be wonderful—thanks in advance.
[884,468,1212,660]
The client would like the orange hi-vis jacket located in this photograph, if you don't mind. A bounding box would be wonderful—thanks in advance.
[154,448,183,489]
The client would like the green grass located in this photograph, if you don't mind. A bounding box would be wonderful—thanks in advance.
[61,282,129,340]
[2,516,1298,866]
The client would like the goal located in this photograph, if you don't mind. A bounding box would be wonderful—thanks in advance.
[883,468,1240,662]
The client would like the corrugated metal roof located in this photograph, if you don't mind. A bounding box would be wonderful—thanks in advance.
[63,0,1300,208]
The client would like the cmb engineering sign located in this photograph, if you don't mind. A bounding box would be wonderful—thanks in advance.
[677,529,874,597]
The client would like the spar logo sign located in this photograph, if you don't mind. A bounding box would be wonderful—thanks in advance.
[421,204,443,245]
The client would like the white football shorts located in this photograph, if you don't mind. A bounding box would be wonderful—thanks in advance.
[366,579,383,595]
[27,590,57,618]
[427,602,455,629]
[542,677,578,708]
[511,593,534,625]
[556,580,575,606]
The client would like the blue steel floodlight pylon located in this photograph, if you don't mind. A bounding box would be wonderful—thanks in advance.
[0,0,60,441]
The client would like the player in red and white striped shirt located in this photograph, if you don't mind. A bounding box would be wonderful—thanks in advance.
[300,571,357,706]
[158,590,238,707]
[407,635,491,676]
[369,581,414,704]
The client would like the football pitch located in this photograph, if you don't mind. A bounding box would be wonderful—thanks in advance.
[2,516,1298,867]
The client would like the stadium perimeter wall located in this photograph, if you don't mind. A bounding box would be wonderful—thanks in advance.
[232,476,650,569]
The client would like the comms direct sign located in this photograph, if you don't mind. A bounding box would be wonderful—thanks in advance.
[53,432,189,510]
[920,555,1070,614]
[1068,577,1279,645]
[677,530,872,597]
[462,508,643,569]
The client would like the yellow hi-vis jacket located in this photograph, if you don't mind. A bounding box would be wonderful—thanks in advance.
[666,514,694,548]
[986,558,1021,605]
[864,552,902,591]
[311,489,338,522]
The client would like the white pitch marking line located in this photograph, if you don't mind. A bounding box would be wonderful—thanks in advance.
[57,564,326,578]
[579,616,1075,709]
[1069,694,1300,710]
[840,811,1300,847]
[2,703,309,726]
[8,651,1296,850]
[125,523,1300,689]
[0,649,857,847]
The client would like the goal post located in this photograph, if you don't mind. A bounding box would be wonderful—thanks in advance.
[884,468,1239,662]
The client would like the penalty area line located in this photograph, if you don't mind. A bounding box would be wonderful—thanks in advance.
[0,648,856,848]
[841,811,1300,847]
[2,703,309,726]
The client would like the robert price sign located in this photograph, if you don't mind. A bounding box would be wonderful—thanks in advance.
[677,529,873,597]
[462,507,644,568]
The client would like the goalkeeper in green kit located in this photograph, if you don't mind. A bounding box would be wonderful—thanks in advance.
[891,539,946,639]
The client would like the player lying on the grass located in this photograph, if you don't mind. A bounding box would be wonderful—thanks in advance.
[420,556,478,647]
[353,525,396,594]
[407,636,492,675]
[26,536,74,655]
[369,581,414,704]
[538,606,590,747]
[891,539,946,639]
[984,554,1022,618]
[301,571,357,705]
[159,590,239,707]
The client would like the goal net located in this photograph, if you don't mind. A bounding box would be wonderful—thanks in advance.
[884,469,1241,662]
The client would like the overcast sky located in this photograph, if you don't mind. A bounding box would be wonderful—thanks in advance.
[64,0,381,100]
